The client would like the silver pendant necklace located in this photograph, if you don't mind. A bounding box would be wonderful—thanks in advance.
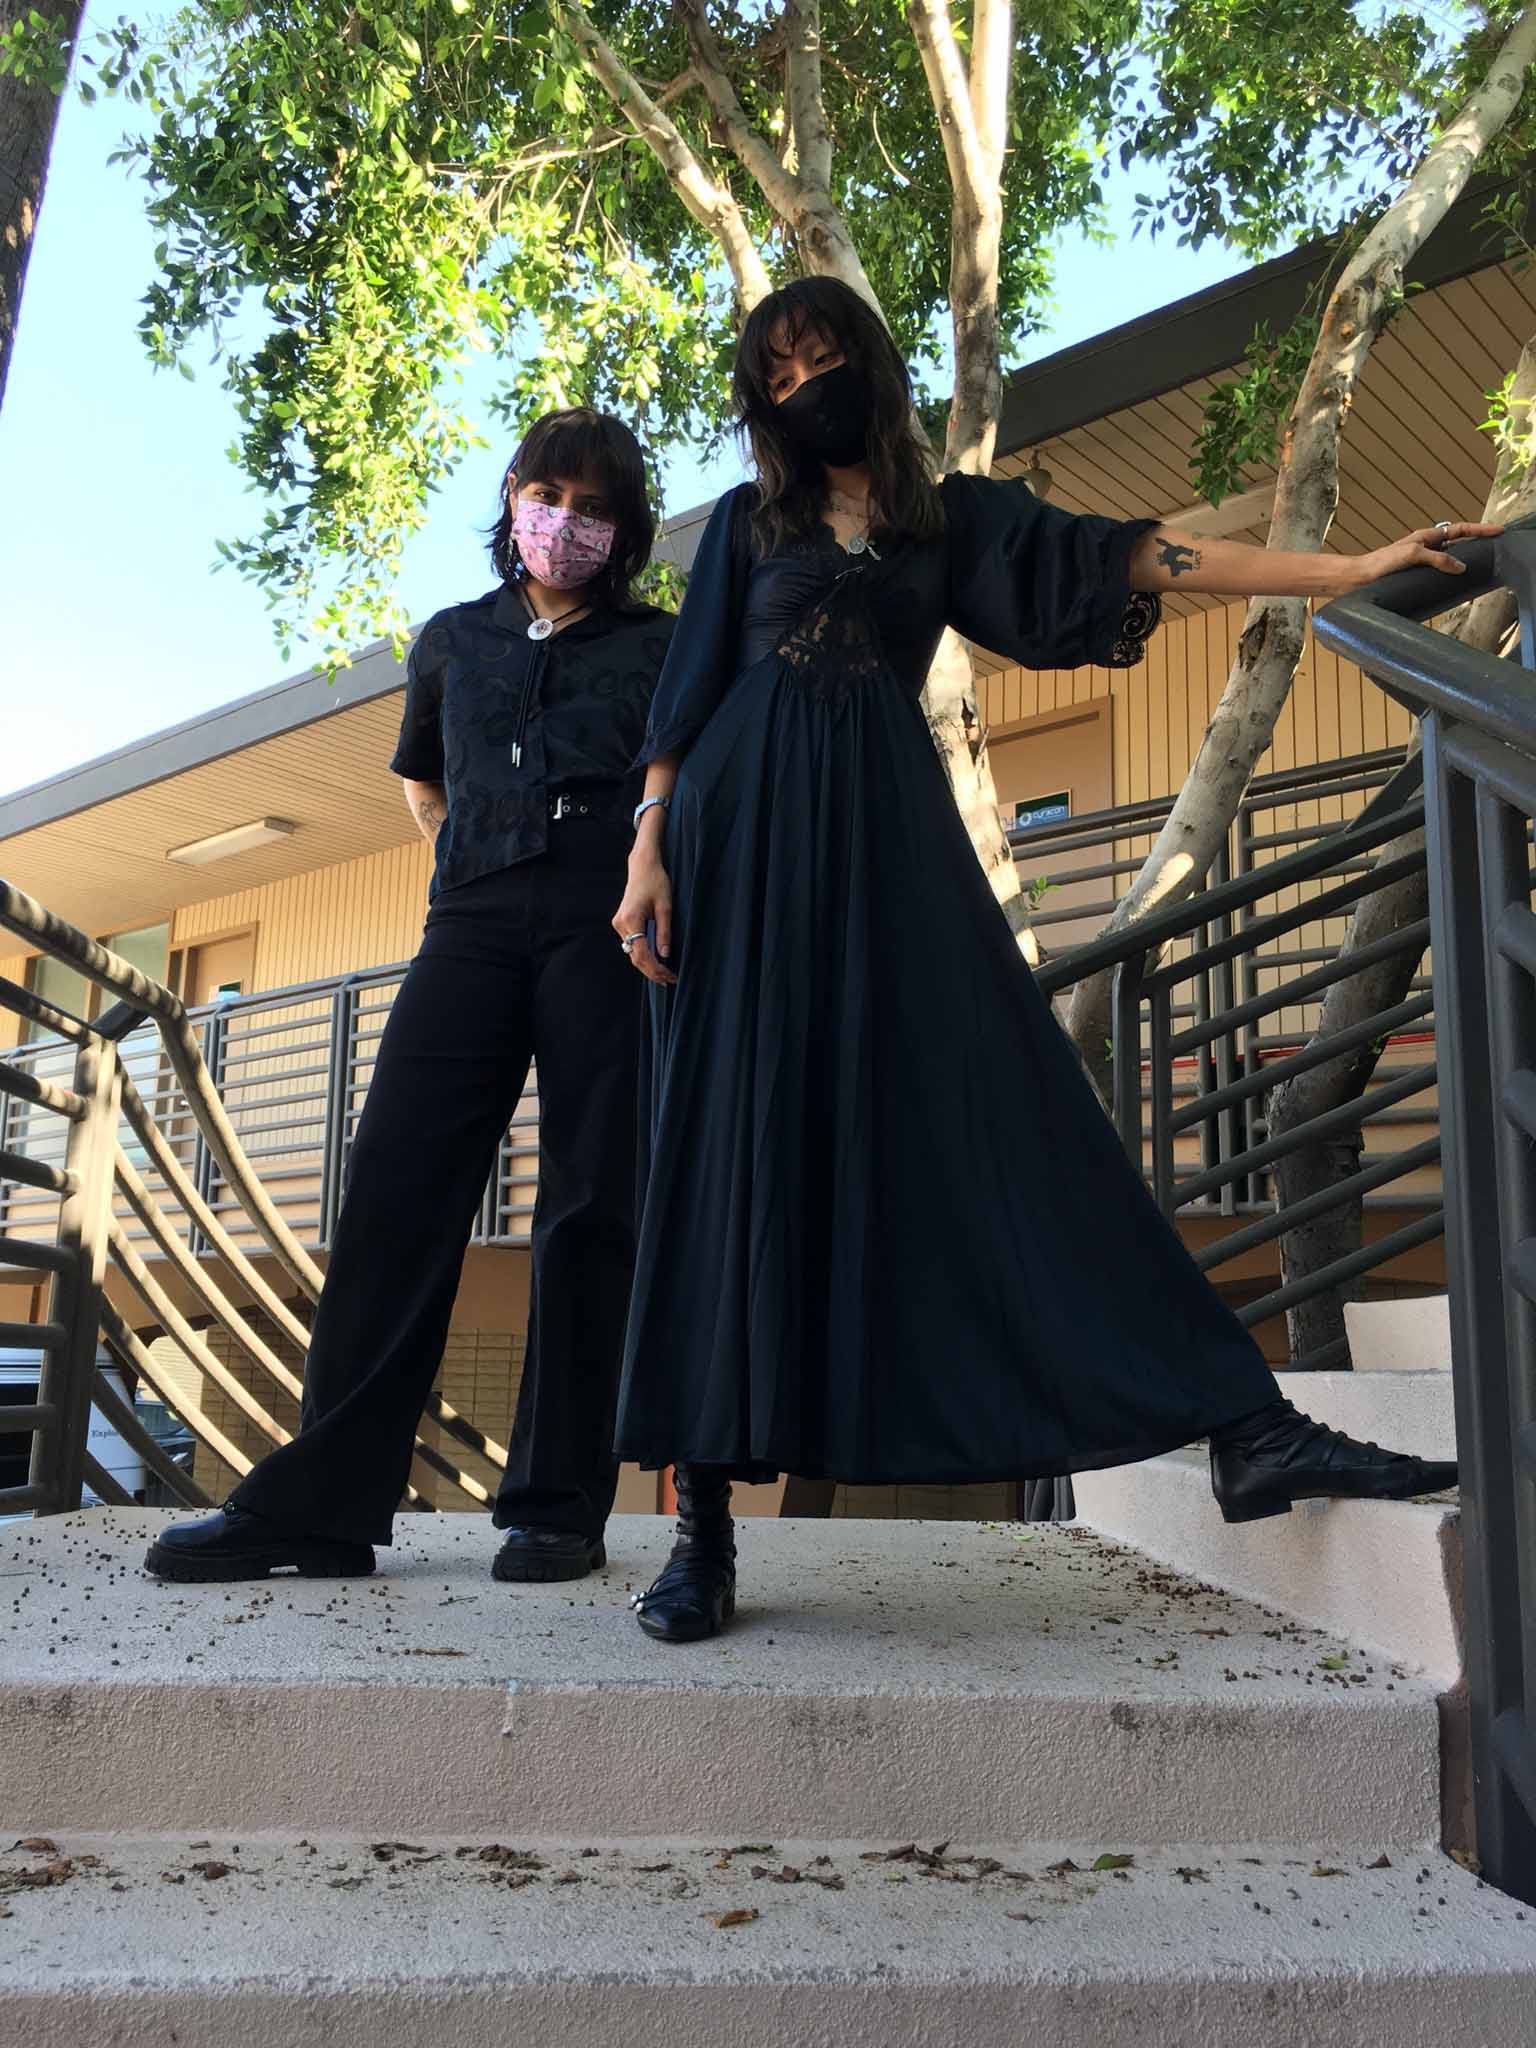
[521,589,589,640]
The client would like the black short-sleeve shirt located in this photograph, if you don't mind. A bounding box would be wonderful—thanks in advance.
[390,581,675,894]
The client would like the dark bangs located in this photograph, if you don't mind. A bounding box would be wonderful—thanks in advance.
[731,277,941,555]
[489,407,656,609]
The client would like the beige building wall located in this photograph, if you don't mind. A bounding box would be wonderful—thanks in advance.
[170,837,432,995]
[0,954,26,1049]
[978,599,1415,811]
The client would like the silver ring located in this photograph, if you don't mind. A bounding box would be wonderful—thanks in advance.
[620,932,645,955]
[1433,520,1453,533]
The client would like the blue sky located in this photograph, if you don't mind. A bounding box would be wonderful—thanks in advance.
[0,19,1251,798]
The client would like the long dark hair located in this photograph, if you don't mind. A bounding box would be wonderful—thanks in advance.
[488,407,656,609]
[732,277,941,554]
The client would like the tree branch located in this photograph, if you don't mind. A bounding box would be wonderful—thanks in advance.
[559,1,771,309]
[906,0,1005,473]
[674,0,809,217]
[905,0,992,208]
[673,0,883,308]
[968,0,1012,180]
[783,0,833,191]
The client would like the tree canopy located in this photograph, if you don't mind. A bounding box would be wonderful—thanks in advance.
[91,0,1511,653]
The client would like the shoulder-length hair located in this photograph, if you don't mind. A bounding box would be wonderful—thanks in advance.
[489,407,656,609]
[731,277,941,555]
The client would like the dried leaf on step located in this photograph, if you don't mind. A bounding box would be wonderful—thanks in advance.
[728,1844,774,1855]
[1317,1654,1351,1671]
[1368,1855,1393,1870]
[1093,1854,1135,1872]
[711,1908,759,1929]
[12,1838,57,1854]
[1046,1859,1081,1876]
[192,1861,231,1881]
[1311,1865,1347,1879]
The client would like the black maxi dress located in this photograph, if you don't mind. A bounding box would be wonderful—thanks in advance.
[614,474,1279,1487]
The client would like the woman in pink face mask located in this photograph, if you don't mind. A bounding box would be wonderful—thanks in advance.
[148,410,679,1592]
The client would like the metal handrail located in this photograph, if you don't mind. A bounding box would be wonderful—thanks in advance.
[1314,525,1536,1910]
[0,881,508,1517]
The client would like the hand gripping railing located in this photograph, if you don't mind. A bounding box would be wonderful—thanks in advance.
[0,884,507,1516]
[1315,524,1536,1909]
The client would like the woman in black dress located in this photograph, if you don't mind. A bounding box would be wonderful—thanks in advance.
[612,278,1483,1643]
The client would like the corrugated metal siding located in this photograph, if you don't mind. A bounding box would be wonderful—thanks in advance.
[172,838,433,992]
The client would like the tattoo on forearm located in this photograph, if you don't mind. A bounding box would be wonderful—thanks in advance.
[1156,538,1202,578]
[418,798,446,843]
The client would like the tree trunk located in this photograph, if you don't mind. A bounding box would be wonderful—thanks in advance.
[1063,0,1536,1097]
[1267,330,1536,1364]
[906,0,1030,950]
[0,0,84,408]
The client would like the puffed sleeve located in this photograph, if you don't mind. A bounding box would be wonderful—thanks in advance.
[637,483,753,764]
[388,624,446,780]
[942,471,1163,671]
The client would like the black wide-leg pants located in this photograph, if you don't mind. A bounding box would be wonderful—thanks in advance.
[232,822,641,1545]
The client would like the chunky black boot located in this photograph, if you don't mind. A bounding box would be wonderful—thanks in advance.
[492,1527,607,1584]
[144,1502,376,1581]
[631,1466,736,1643]
[1210,1399,1458,1525]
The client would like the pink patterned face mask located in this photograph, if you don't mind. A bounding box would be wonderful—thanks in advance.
[510,498,617,590]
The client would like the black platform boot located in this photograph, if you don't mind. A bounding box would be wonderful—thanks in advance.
[630,1465,736,1643]
[1210,1398,1457,1525]
[145,1503,376,1581]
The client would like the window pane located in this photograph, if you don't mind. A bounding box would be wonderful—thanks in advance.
[27,952,90,1037]
[104,921,169,987]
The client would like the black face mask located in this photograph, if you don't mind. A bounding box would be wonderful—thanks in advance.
[774,362,872,467]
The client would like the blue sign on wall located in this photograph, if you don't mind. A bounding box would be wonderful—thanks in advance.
[1013,791,1071,831]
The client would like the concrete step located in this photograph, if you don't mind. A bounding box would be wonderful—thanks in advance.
[1275,1367,1457,1462]
[3,1829,1533,2046]
[3,1511,1443,1849]
[1071,1450,1461,1684]
[1346,1294,1452,1372]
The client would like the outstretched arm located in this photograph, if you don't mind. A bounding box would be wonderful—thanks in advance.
[1130,522,1503,602]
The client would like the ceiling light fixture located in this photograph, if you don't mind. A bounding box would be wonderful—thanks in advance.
[166,817,298,867]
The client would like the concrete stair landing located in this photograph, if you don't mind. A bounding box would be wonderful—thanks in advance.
[4,1511,1440,1845]
[3,1509,1531,2044]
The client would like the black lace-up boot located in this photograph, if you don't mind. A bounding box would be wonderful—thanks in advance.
[1209,1398,1457,1524]
[630,1465,736,1643]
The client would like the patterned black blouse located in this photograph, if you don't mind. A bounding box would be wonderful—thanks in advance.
[389,581,675,893]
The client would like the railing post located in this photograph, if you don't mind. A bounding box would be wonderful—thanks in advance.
[320,983,354,1248]
[1109,956,1146,1164]
[29,1037,122,1514]
[1421,712,1536,1903]
[190,1010,225,1256]
[1149,991,1176,1217]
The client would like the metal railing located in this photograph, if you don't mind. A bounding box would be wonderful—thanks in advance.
[0,965,538,1259]
[0,892,509,1517]
[1315,525,1536,1909]
[1021,754,1440,1366]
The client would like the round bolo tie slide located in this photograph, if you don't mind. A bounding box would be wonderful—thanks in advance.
[527,617,555,641]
